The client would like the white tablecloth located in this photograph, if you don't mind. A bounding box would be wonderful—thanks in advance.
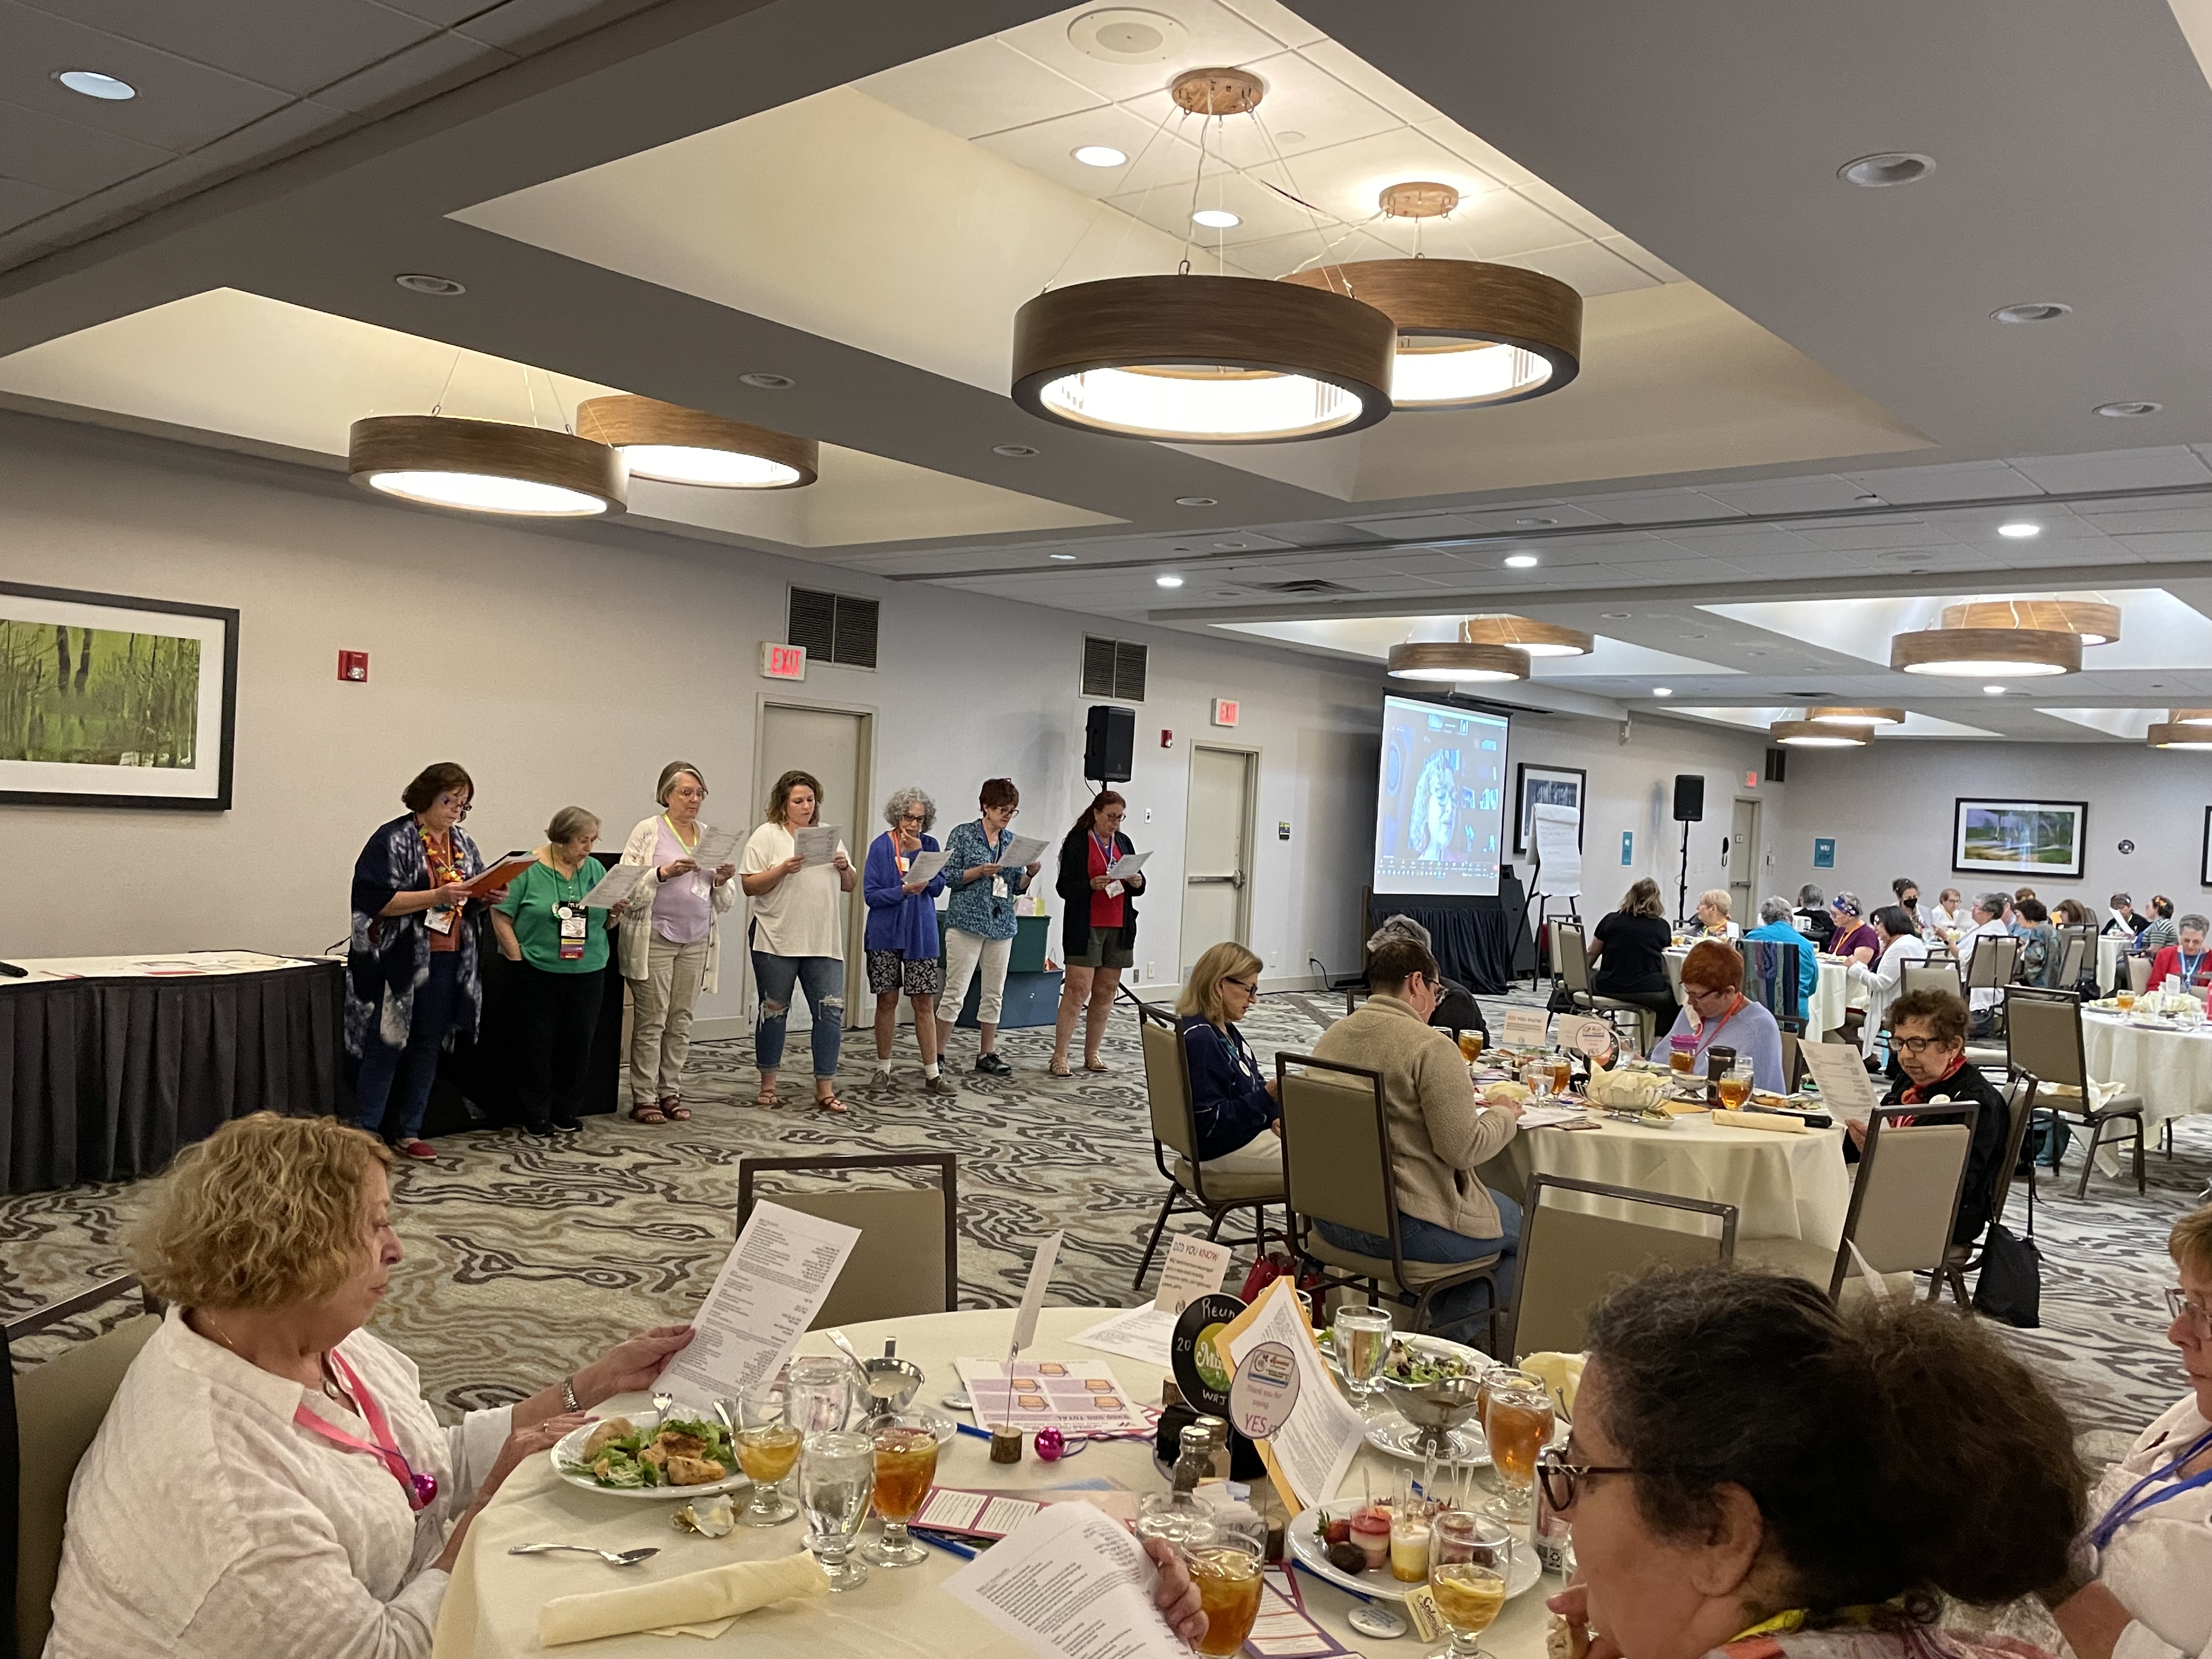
[2081,1011,2212,1140]
[432,1306,1558,1659]
[2098,935,2127,995]
[1485,1113,1850,1246]
[0,950,323,984]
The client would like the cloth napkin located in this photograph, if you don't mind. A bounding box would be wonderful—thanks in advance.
[538,1551,829,1647]
[1708,1108,1809,1134]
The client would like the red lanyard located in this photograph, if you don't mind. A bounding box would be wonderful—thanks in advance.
[292,1350,438,1512]
[1694,996,1745,1054]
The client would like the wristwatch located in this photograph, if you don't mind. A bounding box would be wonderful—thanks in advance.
[561,1375,580,1413]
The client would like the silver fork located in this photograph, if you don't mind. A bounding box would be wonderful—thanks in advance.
[509,1544,660,1566]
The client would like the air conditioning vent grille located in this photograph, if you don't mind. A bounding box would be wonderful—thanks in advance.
[788,587,879,669]
[1081,634,1147,701]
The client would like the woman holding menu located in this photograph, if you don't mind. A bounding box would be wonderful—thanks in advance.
[617,761,738,1125]
[1051,789,1146,1077]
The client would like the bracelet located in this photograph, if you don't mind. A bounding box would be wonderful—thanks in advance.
[561,1375,580,1413]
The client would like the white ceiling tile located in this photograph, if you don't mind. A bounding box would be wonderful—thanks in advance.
[1105,165,1321,245]
[1656,529,1820,557]
[1344,513,1482,539]
[2008,447,2212,493]
[997,1,1283,104]
[314,28,506,114]
[1599,234,1685,284]
[1837,460,2039,504]
[1294,36,1438,123]
[0,99,173,193]
[1216,0,1325,47]
[1243,124,1505,230]
[1564,489,1748,524]
[1225,224,1409,278]
[1514,178,1617,240]
[1409,189,1587,262]
[1790,522,1950,551]
[1413,118,1535,187]
[0,1,294,151]
[859,37,1104,139]
[1697,476,1870,514]
[2089,507,2212,535]
[27,0,439,97]
[970,104,1220,196]
[1118,49,1400,168]
[1497,237,1655,298]
[0,174,70,233]
[456,0,659,52]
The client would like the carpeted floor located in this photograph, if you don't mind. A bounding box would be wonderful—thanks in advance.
[4,990,2200,1455]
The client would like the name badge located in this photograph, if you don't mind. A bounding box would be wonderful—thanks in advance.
[425,906,455,935]
[992,876,1009,899]
[1105,879,1125,898]
[556,902,587,960]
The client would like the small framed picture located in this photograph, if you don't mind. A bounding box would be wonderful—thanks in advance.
[1514,763,1587,853]
[1951,798,2088,880]
[2200,806,2212,887]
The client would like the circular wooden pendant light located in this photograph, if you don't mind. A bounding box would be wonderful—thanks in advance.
[1386,641,1530,682]
[1889,626,2080,676]
[1771,720,1867,747]
[573,395,817,488]
[2148,721,2212,749]
[1807,706,1905,726]
[347,416,624,517]
[2169,709,2212,726]
[1939,598,2119,646]
[1458,616,1593,657]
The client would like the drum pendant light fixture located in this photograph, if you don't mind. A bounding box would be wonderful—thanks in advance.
[1771,719,1867,747]
[574,395,817,488]
[2169,709,2212,726]
[1457,615,1593,657]
[1386,640,1530,682]
[2149,719,2212,749]
[1009,67,1395,443]
[1807,707,1905,726]
[1939,597,2119,646]
[1889,599,2081,677]
[347,415,625,517]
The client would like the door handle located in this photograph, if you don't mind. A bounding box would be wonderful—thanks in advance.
[1186,874,1239,884]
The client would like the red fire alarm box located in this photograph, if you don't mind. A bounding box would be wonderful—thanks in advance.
[338,650,369,682]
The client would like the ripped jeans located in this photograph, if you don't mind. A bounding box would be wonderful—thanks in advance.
[752,951,845,1077]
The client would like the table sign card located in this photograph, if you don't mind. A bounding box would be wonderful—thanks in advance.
[1070,1234,1232,1366]
[945,1502,1189,1659]
[953,1356,1153,1435]
[1011,1231,1063,1352]
[657,1200,860,1406]
[1500,1008,1553,1050]
[913,1487,1047,1539]
[1218,1276,1367,1511]
[1561,1017,1615,1057]
[1249,1564,1355,1659]
[1799,1042,1881,1125]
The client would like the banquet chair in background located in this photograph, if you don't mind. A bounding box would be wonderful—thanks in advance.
[5,1274,162,1659]
[2127,954,2153,996]
[1901,961,1963,1000]
[736,1153,958,1329]
[1500,1175,1736,1362]
[1740,939,1807,1029]
[2056,929,2093,991]
[1275,1052,1505,1352]
[2005,987,2146,1198]
[1929,1072,2042,1305]
[1551,926,1655,1054]
[1130,1001,1282,1290]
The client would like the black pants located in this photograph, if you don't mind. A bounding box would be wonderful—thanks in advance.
[512,962,605,1128]
[1599,984,1680,1023]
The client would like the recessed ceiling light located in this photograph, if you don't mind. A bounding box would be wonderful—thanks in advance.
[1049,552,1078,561]
[1985,685,2006,694]
[1997,522,2040,538]
[738,371,793,389]
[992,443,1039,457]
[1504,553,1540,569]
[1652,687,1673,697]
[1176,496,1217,507]
[1192,208,1241,229]
[1156,574,1184,588]
[1837,152,1935,187]
[1212,541,1243,549]
[1277,130,1305,144]
[1514,517,1556,527]
[2096,400,2162,417]
[55,69,135,100]
[1073,145,1128,168]
[1991,302,2071,324]
[395,272,466,296]
[1600,611,1630,619]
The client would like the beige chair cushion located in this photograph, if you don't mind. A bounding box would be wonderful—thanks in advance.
[754,1189,951,1329]
[1305,1230,1498,1289]
[1171,1158,1284,1204]
[2038,1083,2145,1118]
[1734,1234,1839,1284]
[15,1314,161,1659]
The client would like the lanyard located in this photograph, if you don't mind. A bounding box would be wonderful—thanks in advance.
[1092,831,1118,868]
[292,1350,439,1512]
[2087,1427,2212,1551]
[661,814,698,853]
[2182,951,2208,986]
[418,825,460,886]
[1694,997,1745,1055]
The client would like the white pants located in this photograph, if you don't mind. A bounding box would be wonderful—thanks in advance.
[1202,1128,1282,1178]
[628,935,708,1104]
[943,929,1013,1026]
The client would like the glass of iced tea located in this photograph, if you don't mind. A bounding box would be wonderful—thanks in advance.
[865,1416,940,1566]
[1477,1371,1554,1522]
[1667,1039,1698,1078]
[1458,1030,1485,1064]
[1430,1509,1515,1659]
[1184,1520,1266,1656]
[1549,1054,1573,1095]
[2117,990,2137,1012]
[1716,1058,1753,1112]
[732,1386,801,1526]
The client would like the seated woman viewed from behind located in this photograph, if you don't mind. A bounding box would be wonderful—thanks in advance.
[1546,1263,2085,1659]
[1743,895,1819,1007]
[1590,877,1680,1025]
[1176,941,1281,1178]
[1655,940,1785,1093]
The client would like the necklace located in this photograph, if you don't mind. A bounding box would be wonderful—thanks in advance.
[197,1311,344,1400]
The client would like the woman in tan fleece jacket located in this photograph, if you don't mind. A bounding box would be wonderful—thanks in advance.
[1310,934,1523,1334]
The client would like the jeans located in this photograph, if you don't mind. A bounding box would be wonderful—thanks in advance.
[753,952,844,1077]
[356,951,461,1142]
[1315,1189,1523,1342]
[511,962,605,1129]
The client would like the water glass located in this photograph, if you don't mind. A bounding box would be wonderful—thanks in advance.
[786,1355,855,1435]
[1430,1510,1515,1659]
[1333,1307,1393,1402]
[798,1431,876,1592]
[731,1385,800,1526]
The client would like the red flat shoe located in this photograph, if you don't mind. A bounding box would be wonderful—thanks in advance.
[398,1138,437,1161]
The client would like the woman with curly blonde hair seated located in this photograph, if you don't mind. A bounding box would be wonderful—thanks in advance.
[47,1113,692,1659]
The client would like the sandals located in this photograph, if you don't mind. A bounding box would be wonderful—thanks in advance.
[814,1091,850,1115]
[752,1088,784,1109]
[1082,1060,1110,1074]
[659,1094,692,1121]
[629,1103,668,1125]
[1048,1060,1073,1079]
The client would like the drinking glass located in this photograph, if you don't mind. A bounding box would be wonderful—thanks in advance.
[1667,1040,1697,1078]
[729,1386,800,1525]
[1183,1519,1267,1657]
[1429,1510,1515,1659]
[1478,1372,1554,1522]
[799,1431,875,1592]
[1716,1058,1753,1111]
[865,1414,940,1567]
[786,1356,855,1435]
[1457,1031,1485,1064]
[2117,990,2137,1013]
[1549,1054,1573,1095]
[1333,1307,1393,1403]
[1389,1498,1433,1583]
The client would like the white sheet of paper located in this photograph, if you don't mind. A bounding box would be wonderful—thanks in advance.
[1069,1305,1180,1367]
[1152,1234,1234,1314]
[1223,1277,1367,1511]
[1001,834,1051,870]
[1011,1232,1063,1352]
[1517,1102,1590,1129]
[1105,850,1150,879]
[793,825,842,867]
[1530,803,1582,898]
[687,823,742,870]
[1500,1007,1552,1049]
[656,1201,861,1406]
[581,861,650,909]
[904,848,952,884]
[1801,1041,1881,1124]
[943,1501,1184,1659]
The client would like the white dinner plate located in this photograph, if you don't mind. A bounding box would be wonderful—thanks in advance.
[549,1410,750,1501]
[1286,1500,1544,1604]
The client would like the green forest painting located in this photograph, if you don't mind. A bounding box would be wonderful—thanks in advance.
[0,618,201,769]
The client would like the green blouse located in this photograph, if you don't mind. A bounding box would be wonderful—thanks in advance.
[496,856,610,974]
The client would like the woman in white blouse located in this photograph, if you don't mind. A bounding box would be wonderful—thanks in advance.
[47,1113,692,1659]
[2045,1204,2212,1659]
[1848,903,1931,1058]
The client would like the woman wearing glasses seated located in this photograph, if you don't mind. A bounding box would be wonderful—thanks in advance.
[1859,988,2011,1247]
[1543,1263,2084,1659]
[2041,1205,2212,1659]
[1176,942,1281,1179]
[1652,941,1785,1093]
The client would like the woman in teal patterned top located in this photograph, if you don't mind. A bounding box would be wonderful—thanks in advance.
[939,778,1041,1076]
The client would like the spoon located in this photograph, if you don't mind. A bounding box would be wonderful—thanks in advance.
[823,1329,873,1393]
[510,1544,660,1566]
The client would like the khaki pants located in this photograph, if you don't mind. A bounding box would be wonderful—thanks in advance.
[942,929,1012,1026]
[629,935,709,1105]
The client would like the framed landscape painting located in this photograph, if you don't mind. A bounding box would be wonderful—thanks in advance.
[1514,763,1587,853]
[1951,798,2087,880]
[0,582,238,810]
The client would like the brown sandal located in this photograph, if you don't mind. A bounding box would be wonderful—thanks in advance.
[814,1092,849,1115]
[629,1103,668,1125]
[660,1094,692,1121]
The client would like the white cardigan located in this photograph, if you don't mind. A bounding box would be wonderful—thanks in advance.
[2089,1392,2212,1659]
[616,814,738,991]
[1847,932,1929,1056]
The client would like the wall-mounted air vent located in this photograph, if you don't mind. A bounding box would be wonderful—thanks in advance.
[788,587,879,669]
[1081,635,1147,702]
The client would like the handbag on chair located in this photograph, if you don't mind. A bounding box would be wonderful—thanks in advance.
[1972,1223,2042,1328]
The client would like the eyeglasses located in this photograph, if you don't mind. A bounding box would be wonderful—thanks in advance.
[1224,977,1259,995]
[1893,1035,1956,1056]
[1535,1447,1640,1512]
[899,813,927,826]
[436,794,472,817]
[2167,1288,2212,1337]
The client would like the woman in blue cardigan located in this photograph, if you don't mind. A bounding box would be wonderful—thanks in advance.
[864,785,951,1096]
[1176,941,1280,1177]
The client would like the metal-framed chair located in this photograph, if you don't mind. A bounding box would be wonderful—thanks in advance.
[2055,928,2093,989]
[1275,1051,1504,1350]
[1553,925,1657,1053]
[1131,1001,1282,1289]
[1928,1071,2042,1305]
[2127,954,2153,996]
[1500,1176,1736,1361]
[1901,960,1964,999]
[2004,986,2146,1197]
[736,1153,958,1328]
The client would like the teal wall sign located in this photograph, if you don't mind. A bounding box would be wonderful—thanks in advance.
[1620,831,1634,865]
[1813,837,1836,869]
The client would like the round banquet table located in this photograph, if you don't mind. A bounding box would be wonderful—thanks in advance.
[2097,934,2127,996]
[1481,1110,1850,1246]
[431,1305,1560,1659]
[2081,1009,2212,1144]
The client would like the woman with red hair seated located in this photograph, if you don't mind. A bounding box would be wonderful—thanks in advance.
[1651,940,1786,1093]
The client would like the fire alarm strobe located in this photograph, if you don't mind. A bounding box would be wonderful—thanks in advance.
[338,650,369,682]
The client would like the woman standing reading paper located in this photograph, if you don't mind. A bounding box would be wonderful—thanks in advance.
[939,777,1041,1076]
[490,806,625,1137]
[741,769,856,1115]
[617,762,737,1125]
[1052,789,1146,1077]
[864,786,952,1096]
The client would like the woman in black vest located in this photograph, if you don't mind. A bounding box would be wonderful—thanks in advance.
[1050,789,1145,1076]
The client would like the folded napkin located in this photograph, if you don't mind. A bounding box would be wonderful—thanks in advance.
[1709,1108,1809,1134]
[1518,1351,1584,1416]
[538,1551,829,1647]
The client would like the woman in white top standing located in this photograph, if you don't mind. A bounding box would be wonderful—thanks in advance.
[617,761,737,1124]
[46,1113,693,1659]
[2045,1204,2212,1659]
[1848,903,1931,1059]
[740,768,856,1114]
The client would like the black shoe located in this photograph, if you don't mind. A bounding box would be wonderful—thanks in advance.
[551,1113,583,1132]
[974,1052,1013,1076]
[521,1120,554,1138]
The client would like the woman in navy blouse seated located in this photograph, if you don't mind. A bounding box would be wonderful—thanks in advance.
[1175,942,1280,1177]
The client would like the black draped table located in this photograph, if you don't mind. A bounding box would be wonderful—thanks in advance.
[1366,879,1523,995]
[0,952,344,1194]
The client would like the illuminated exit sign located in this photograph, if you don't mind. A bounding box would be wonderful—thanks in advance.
[761,642,808,681]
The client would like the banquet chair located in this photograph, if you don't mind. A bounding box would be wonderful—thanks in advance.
[2127,954,2153,996]
[736,1153,958,1329]
[1500,1176,1736,1362]
[1275,1052,1504,1351]
[1901,961,1963,1000]
[1928,1072,2042,1306]
[6,1274,162,1659]
[2005,987,2146,1198]
[2056,929,2093,990]
[1551,926,1655,1053]
[1129,1001,1282,1290]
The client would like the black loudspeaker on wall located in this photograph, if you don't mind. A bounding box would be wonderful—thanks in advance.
[1084,704,1136,783]
[1672,774,1705,823]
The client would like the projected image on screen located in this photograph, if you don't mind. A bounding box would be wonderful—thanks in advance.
[1374,696,1510,896]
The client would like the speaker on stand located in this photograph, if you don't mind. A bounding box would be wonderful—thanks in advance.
[1083,705,1135,789]
[1672,774,1704,923]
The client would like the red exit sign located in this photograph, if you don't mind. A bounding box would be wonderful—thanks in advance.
[1212,698,1240,727]
[761,642,808,681]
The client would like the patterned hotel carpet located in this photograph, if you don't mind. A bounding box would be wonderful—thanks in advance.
[4,990,2200,1454]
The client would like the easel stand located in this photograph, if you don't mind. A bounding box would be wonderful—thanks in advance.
[1675,820,1692,923]
[1527,845,1579,988]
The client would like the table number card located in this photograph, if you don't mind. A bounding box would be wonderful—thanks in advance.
[1500,1008,1552,1049]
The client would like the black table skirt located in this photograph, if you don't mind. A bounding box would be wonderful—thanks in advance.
[1,961,345,1194]
[1366,896,1516,994]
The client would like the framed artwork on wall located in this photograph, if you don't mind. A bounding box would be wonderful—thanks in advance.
[2201,807,2212,888]
[1514,763,1587,853]
[1951,797,2087,880]
[0,581,238,810]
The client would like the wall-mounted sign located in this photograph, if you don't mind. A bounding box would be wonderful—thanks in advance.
[1744,770,1759,788]
[1813,837,1836,869]
[1620,831,1633,866]
[760,641,807,681]
[1212,698,1240,727]
[1278,821,1291,842]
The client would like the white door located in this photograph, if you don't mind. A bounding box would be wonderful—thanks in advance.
[755,700,873,1028]
[1727,798,1760,922]
[1180,746,1256,978]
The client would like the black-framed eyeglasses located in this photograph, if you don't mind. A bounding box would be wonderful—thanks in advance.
[2168,1287,2212,1336]
[436,793,472,817]
[899,812,927,825]
[1893,1035,1955,1056]
[1536,1446,1639,1513]
[1224,977,1259,995]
